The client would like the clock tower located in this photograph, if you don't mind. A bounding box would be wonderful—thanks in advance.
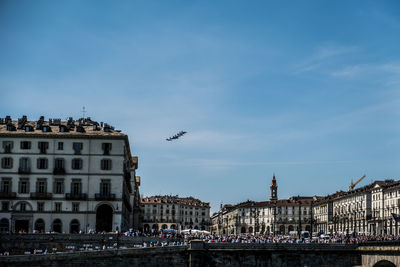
[270,174,278,201]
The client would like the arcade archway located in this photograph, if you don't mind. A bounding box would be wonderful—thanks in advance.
[96,204,113,232]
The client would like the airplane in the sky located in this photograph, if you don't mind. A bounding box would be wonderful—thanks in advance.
[166,131,187,141]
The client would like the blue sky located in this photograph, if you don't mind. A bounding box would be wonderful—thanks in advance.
[1,0,400,213]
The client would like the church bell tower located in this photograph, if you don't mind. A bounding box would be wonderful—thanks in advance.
[270,174,278,201]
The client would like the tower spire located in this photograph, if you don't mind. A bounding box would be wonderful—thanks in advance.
[270,174,278,201]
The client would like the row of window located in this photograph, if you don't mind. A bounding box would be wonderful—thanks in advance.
[2,141,112,155]
[0,178,112,195]
[148,204,206,211]
[1,201,80,212]
[146,209,207,216]
[1,157,112,170]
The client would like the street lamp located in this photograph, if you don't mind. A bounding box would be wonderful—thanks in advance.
[250,207,260,235]
[235,214,239,235]
[272,202,277,235]
[298,200,302,238]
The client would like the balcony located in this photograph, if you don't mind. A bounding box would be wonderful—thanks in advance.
[53,168,66,175]
[65,193,87,200]
[95,193,116,201]
[18,168,31,174]
[0,192,17,199]
[30,192,52,200]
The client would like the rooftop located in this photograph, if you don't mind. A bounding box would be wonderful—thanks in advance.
[141,195,210,208]
[0,115,126,138]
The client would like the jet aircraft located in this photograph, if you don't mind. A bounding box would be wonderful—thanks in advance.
[166,131,187,141]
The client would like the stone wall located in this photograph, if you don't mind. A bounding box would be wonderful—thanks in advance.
[0,234,184,255]
[0,246,189,267]
[1,235,399,267]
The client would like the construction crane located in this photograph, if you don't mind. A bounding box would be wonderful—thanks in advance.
[348,175,366,191]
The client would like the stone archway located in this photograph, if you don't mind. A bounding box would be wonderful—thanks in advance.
[152,224,159,231]
[170,224,176,230]
[162,224,168,229]
[52,219,62,233]
[248,227,253,233]
[96,204,113,232]
[279,225,285,234]
[373,260,396,267]
[143,224,150,232]
[288,225,294,232]
[34,219,45,233]
[241,227,246,234]
[70,219,80,234]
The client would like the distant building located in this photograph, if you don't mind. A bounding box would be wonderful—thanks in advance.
[211,175,400,236]
[141,195,210,232]
[211,175,314,235]
[0,115,139,233]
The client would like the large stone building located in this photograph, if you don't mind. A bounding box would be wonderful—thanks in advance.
[211,175,314,235]
[370,180,400,235]
[0,115,140,233]
[312,191,344,234]
[211,174,400,236]
[141,195,210,232]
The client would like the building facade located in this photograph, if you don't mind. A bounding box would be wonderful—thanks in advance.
[211,175,400,236]
[0,115,139,233]
[211,175,313,235]
[141,195,210,232]
[370,180,400,235]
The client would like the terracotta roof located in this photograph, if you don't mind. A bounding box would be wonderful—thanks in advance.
[313,191,346,205]
[141,195,210,208]
[332,180,399,201]
[232,197,314,209]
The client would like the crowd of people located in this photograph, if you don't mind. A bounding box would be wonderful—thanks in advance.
[121,228,400,246]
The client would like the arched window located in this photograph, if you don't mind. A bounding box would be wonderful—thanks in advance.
[162,224,168,229]
[248,227,253,233]
[373,260,396,267]
[70,219,80,234]
[34,219,45,233]
[241,227,246,234]
[0,218,9,233]
[52,219,62,233]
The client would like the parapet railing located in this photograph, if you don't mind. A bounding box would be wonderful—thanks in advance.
[203,242,358,250]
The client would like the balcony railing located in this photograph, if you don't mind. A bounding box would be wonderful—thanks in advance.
[30,192,52,199]
[65,193,87,200]
[18,168,31,174]
[0,192,17,199]
[95,193,116,201]
[53,168,66,175]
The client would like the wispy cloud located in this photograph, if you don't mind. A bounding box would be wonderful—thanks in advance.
[331,62,400,80]
[294,45,358,74]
